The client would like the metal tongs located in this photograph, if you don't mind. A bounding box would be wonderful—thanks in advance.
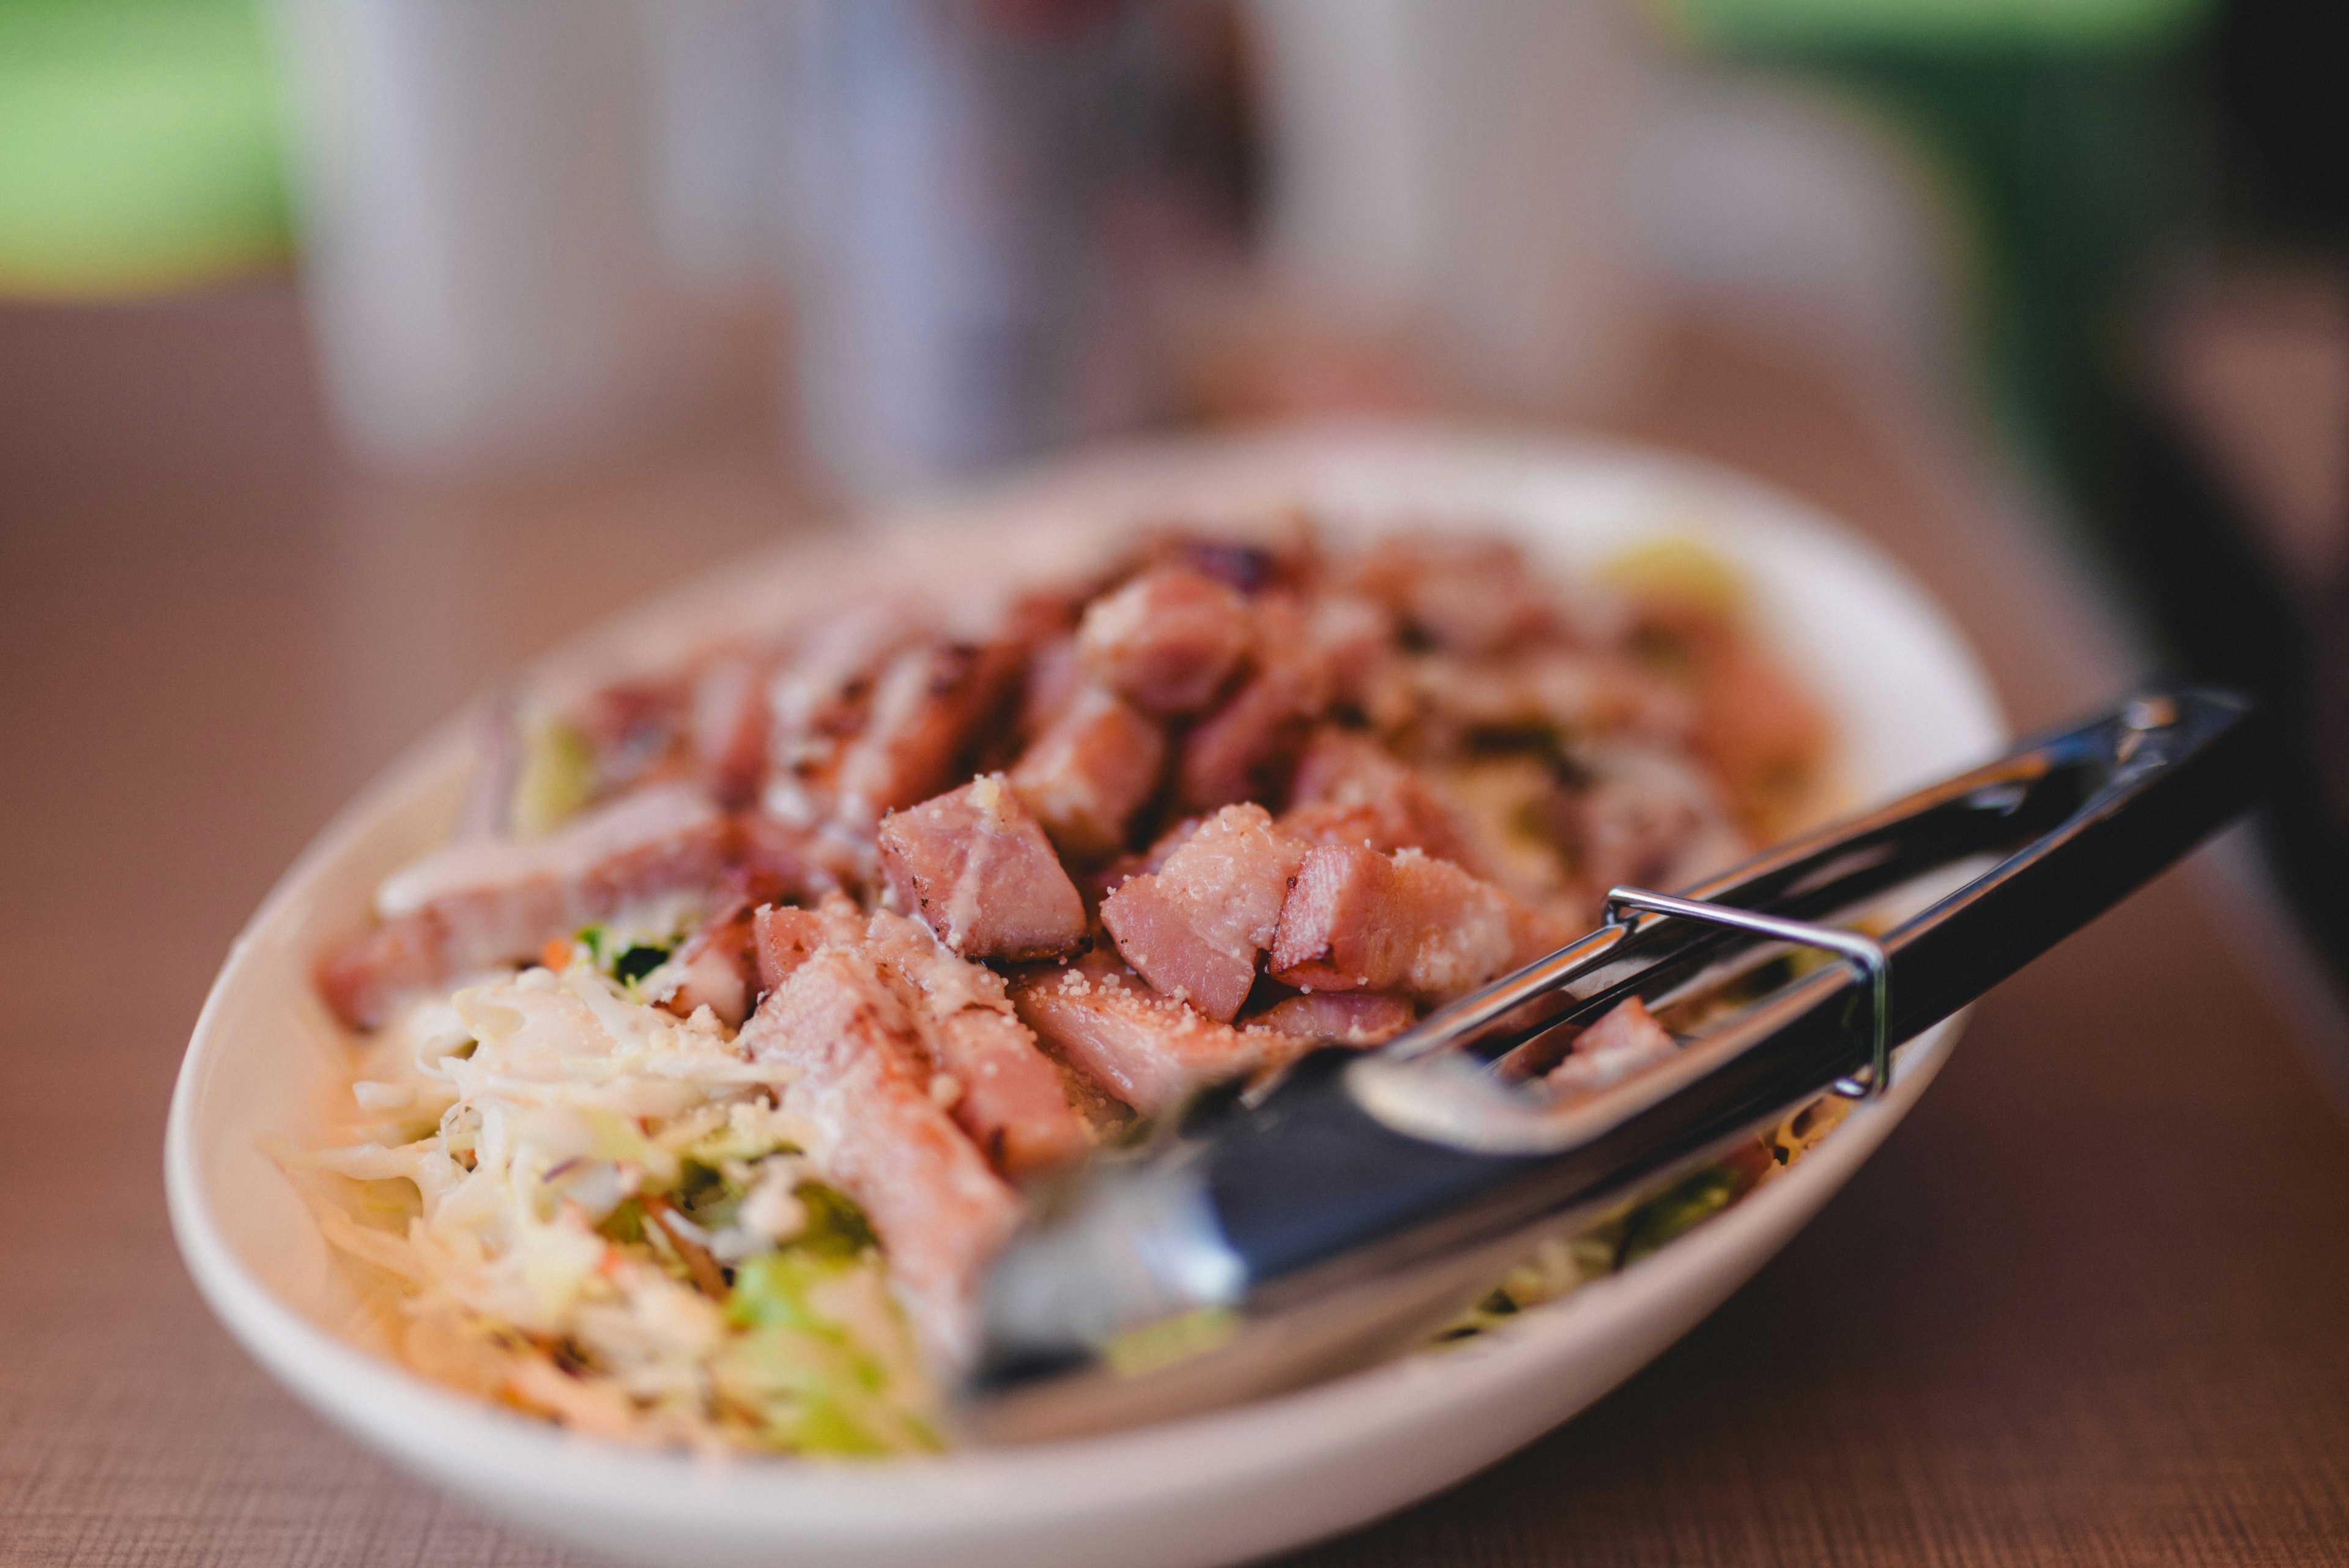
[964,686,2266,1441]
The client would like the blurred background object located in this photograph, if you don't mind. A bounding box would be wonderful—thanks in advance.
[0,0,289,296]
[1244,0,1657,419]
[774,0,1195,494]
[1668,0,2216,508]
[272,0,726,472]
[0,0,2040,478]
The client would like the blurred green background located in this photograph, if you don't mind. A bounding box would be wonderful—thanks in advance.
[0,0,289,298]
[1674,0,2217,511]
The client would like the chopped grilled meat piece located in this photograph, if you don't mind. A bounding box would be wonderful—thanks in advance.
[863,912,1094,1175]
[1019,631,1085,737]
[1176,598,1328,810]
[571,678,693,797]
[768,602,917,746]
[654,809,869,1029]
[1350,536,1557,656]
[833,640,1021,829]
[1564,743,1751,894]
[1008,686,1167,860]
[1548,995,1677,1097]
[316,920,442,1037]
[1077,565,1255,715]
[1238,988,1422,1080]
[738,948,1022,1367]
[1099,803,1309,1021]
[1247,990,1419,1047]
[731,809,855,903]
[1009,949,1273,1115]
[1270,843,1560,1002]
[1404,648,1691,749]
[1080,813,1203,914]
[319,784,730,1031]
[1303,590,1400,719]
[746,899,1094,1174]
[1687,639,1830,835]
[1280,728,1482,866]
[878,775,1088,960]
[689,650,772,809]
[760,601,918,825]
[749,893,869,993]
[1627,590,1828,832]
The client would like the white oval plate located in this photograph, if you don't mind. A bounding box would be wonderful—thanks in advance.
[167,428,2004,1568]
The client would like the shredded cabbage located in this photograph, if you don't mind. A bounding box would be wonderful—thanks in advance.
[291,953,940,1457]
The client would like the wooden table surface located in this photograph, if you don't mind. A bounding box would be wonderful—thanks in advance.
[4,289,2347,1567]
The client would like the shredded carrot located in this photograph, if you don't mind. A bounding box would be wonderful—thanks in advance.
[541,938,573,973]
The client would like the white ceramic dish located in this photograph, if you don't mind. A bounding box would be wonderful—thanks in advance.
[167,429,2005,1568]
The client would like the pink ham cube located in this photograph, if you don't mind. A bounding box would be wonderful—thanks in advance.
[1008,685,1167,860]
[878,775,1088,960]
[1099,803,1308,1022]
[1011,950,1272,1115]
[1270,843,1535,1001]
[1077,566,1255,715]
[1247,990,1419,1047]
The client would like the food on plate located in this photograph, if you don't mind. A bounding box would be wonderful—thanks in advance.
[292,520,1833,1455]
